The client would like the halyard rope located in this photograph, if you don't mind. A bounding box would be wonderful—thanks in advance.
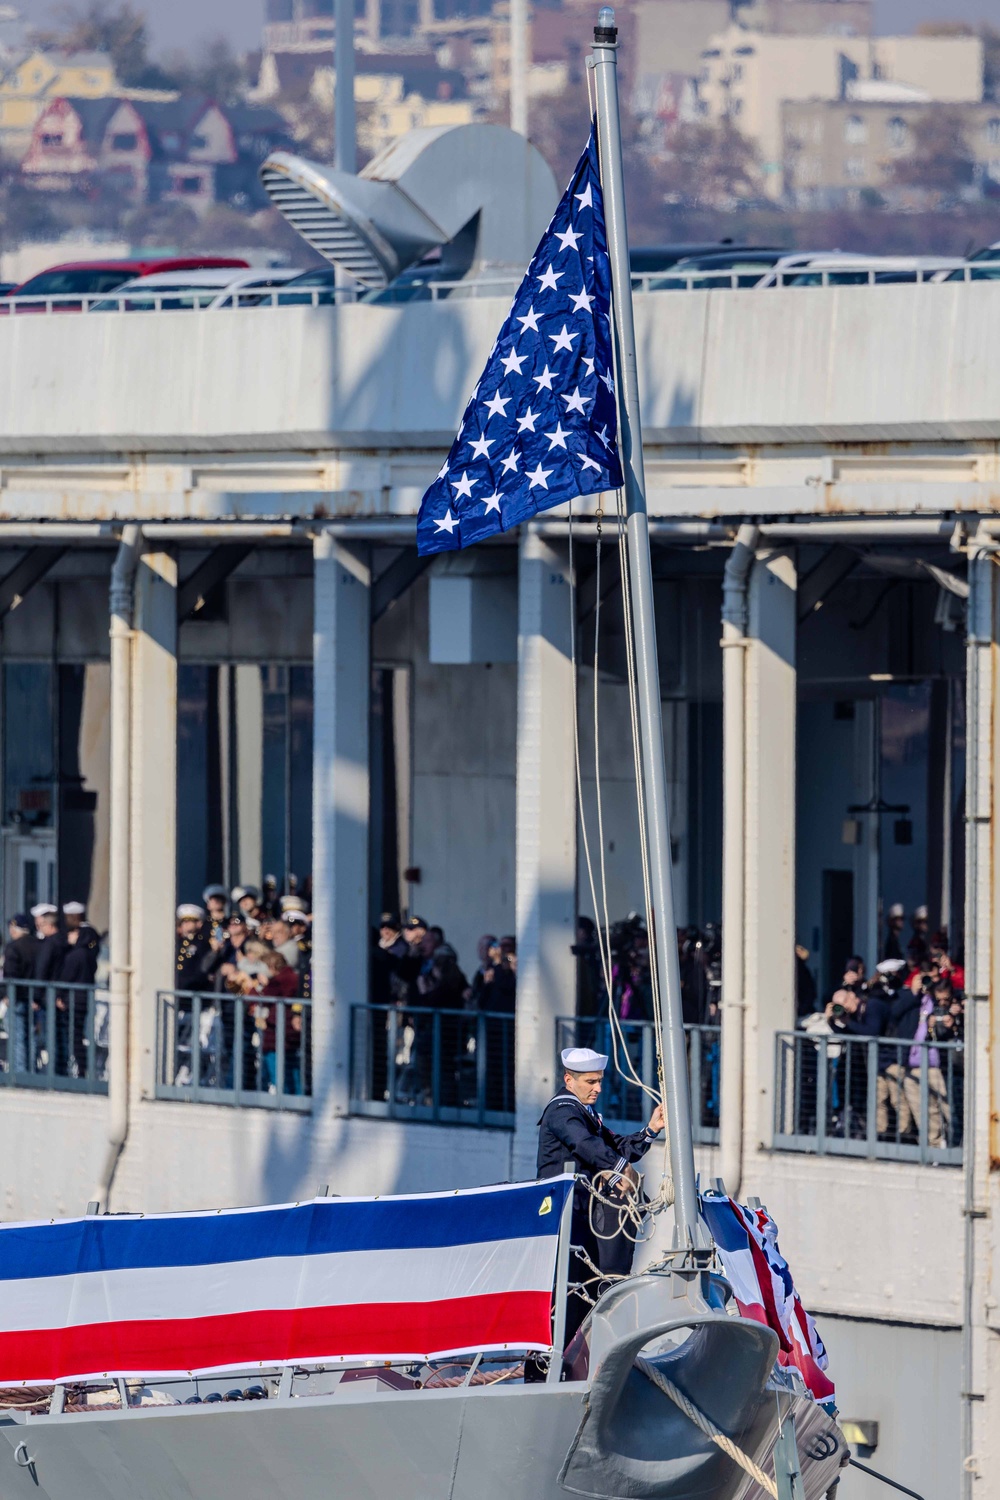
[635,1357,779,1499]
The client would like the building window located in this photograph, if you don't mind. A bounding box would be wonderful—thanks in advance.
[176,664,313,904]
[731,62,743,82]
[887,116,908,149]
[176,175,202,193]
[844,114,867,145]
[730,97,743,117]
[986,117,1000,147]
[844,156,866,179]
[111,131,137,150]
[39,133,63,146]
[191,133,208,149]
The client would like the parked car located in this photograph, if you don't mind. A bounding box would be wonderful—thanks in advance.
[4,256,250,312]
[756,252,965,287]
[628,242,779,278]
[941,242,1000,281]
[637,247,788,291]
[274,267,338,306]
[88,267,303,312]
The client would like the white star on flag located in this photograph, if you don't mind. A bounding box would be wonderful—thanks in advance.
[469,434,494,460]
[536,264,563,292]
[516,408,540,433]
[501,348,526,376]
[483,490,502,514]
[527,463,553,489]
[434,511,459,534]
[533,365,557,391]
[555,226,583,252]
[562,387,590,415]
[451,471,476,500]
[517,305,542,333]
[550,325,579,353]
[483,390,510,419]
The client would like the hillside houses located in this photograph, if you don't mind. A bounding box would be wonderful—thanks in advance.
[21,94,292,213]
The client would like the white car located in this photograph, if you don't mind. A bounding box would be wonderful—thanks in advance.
[755,251,967,287]
[88,267,305,311]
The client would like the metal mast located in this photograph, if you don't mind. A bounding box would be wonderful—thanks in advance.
[335,0,356,174]
[590,6,705,1247]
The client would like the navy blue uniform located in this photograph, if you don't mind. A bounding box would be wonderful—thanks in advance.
[537,1091,658,1343]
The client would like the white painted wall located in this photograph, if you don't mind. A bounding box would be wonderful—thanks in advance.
[2,285,1000,460]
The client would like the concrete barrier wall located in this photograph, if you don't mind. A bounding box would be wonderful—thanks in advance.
[3,285,1000,453]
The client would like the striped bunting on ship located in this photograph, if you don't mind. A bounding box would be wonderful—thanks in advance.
[0,1178,573,1383]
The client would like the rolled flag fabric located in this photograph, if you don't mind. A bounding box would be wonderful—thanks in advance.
[0,1178,573,1383]
[700,1193,834,1402]
[417,123,624,555]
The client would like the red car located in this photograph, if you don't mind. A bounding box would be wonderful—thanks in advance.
[3,256,251,312]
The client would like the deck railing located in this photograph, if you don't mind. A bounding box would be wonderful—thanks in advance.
[555,1017,720,1145]
[349,1003,515,1128]
[155,989,312,1111]
[0,979,108,1093]
[773,1030,963,1166]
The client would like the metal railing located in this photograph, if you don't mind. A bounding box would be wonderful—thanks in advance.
[156,989,312,1111]
[556,1017,720,1146]
[774,1030,963,1166]
[350,1002,515,1128]
[630,262,969,293]
[0,979,108,1092]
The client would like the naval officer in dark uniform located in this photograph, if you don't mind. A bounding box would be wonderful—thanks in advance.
[537,1046,664,1345]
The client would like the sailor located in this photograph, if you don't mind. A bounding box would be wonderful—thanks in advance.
[60,902,100,985]
[537,1047,664,1343]
[175,905,213,992]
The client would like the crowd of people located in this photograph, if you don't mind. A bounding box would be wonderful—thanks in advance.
[0,901,102,1077]
[169,884,314,1096]
[371,913,516,1014]
[794,904,964,1149]
[367,915,517,1112]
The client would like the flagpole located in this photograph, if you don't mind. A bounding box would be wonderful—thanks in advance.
[590,6,706,1249]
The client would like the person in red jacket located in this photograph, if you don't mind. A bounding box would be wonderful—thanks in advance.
[256,951,302,1094]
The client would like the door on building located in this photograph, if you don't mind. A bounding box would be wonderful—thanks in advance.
[821,868,854,1000]
[4,832,56,917]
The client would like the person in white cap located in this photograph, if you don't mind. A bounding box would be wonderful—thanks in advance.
[883,902,906,963]
[60,902,100,987]
[175,905,212,991]
[29,903,57,938]
[536,1047,664,1350]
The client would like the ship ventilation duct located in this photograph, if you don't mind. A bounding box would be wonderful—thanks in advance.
[260,124,557,289]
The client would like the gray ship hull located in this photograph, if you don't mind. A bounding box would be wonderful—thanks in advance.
[0,1275,848,1500]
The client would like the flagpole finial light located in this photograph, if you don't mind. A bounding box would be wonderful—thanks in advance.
[595,6,617,41]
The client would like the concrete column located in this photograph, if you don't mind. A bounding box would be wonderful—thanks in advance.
[512,531,576,1178]
[130,549,177,1099]
[312,533,371,1120]
[962,551,998,1496]
[743,548,796,1158]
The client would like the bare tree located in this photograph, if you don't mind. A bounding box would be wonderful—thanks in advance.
[658,119,761,210]
[887,109,976,198]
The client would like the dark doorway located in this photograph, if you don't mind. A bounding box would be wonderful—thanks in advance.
[821,868,854,999]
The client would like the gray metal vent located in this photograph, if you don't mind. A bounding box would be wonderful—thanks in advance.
[260,124,556,288]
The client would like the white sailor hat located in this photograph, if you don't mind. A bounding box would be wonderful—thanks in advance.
[876,958,906,975]
[176,903,205,921]
[560,1047,608,1073]
[30,903,57,918]
[280,895,307,914]
[62,901,86,915]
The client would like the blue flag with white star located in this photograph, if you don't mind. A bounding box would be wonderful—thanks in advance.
[416,124,623,555]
